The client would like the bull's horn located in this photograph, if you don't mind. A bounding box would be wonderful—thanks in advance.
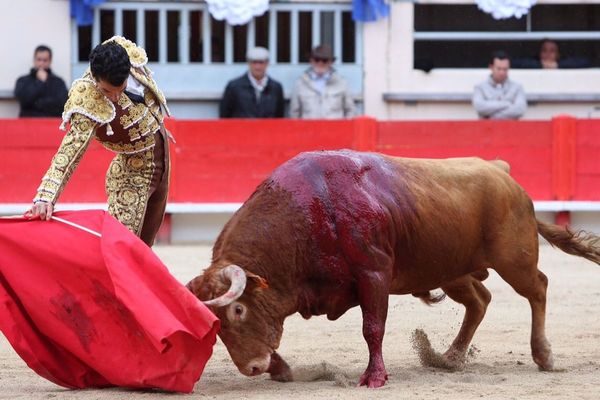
[203,265,247,307]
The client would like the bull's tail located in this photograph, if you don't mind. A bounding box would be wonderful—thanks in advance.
[537,220,600,265]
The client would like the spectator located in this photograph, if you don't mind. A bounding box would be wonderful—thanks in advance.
[219,47,285,118]
[290,44,355,119]
[539,39,561,69]
[14,45,68,117]
[472,51,527,120]
[25,36,172,247]
[513,39,591,69]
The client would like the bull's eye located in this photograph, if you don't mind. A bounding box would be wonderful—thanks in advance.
[227,301,247,322]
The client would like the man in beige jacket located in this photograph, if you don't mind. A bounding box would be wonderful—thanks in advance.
[290,44,355,119]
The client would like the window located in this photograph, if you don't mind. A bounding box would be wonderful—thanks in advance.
[414,4,600,69]
[72,1,363,106]
[76,1,359,65]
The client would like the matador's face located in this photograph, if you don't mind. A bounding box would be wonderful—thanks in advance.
[96,78,127,103]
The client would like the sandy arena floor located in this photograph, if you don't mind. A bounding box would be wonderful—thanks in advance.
[2,243,600,399]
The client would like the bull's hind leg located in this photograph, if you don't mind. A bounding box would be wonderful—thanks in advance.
[439,271,492,366]
[495,260,554,371]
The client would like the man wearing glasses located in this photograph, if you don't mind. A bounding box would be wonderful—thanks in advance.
[290,44,355,119]
[219,47,285,118]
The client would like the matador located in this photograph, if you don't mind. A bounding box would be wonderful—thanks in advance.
[26,36,171,246]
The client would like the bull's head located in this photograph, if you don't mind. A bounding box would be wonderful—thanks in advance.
[187,265,291,380]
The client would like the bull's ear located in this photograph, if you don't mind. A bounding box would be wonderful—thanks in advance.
[185,275,202,296]
[246,271,269,290]
[185,275,218,301]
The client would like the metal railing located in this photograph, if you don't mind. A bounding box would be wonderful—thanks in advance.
[73,0,362,65]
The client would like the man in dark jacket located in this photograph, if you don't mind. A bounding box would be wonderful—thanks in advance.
[14,45,68,117]
[219,47,285,118]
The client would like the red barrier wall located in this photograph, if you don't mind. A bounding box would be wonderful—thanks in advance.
[1,116,599,205]
[575,118,600,200]
[166,119,356,202]
[377,120,554,199]
[1,119,113,203]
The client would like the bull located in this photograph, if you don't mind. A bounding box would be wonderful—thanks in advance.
[186,150,600,388]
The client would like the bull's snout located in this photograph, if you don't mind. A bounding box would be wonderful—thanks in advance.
[241,355,271,376]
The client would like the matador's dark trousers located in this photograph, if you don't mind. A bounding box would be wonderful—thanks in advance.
[105,128,169,246]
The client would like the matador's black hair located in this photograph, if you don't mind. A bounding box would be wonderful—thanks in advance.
[89,41,131,86]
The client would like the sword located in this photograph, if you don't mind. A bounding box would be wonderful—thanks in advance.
[1,213,103,237]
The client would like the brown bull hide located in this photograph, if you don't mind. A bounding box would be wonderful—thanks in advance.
[187,150,600,388]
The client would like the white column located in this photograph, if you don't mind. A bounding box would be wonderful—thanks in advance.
[71,18,79,64]
[114,8,123,37]
[247,19,256,50]
[334,10,342,62]
[159,8,167,63]
[203,11,211,63]
[225,23,233,64]
[269,10,277,62]
[92,8,100,47]
[291,10,299,64]
[311,11,320,48]
[180,10,190,63]
[355,22,363,65]
[136,9,145,49]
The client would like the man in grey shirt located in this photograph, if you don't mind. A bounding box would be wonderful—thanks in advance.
[472,51,527,119]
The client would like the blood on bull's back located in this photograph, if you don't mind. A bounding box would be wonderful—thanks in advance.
[269,150,418,273]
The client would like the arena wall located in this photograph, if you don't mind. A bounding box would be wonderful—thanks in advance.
[2,116,600,242]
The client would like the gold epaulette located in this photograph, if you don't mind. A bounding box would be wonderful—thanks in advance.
[103,35,148,68]
[130,67,171,117]
[60,78,115,130]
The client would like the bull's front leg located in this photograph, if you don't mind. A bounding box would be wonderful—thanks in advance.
[356,268,390,388]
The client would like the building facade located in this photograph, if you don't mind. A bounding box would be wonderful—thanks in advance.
[0,0,599,120]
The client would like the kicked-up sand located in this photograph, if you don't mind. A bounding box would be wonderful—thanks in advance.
[2,243,600,399]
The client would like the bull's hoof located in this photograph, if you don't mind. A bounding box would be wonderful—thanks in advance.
[268,352,293,382]
[270,370,293,382]
[533,343,554,371]
[535,354,555,371]
[358,370,388,388]
[439,350,468,370]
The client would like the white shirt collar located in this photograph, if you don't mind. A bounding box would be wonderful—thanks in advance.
[247,72,268,92]
[126,74,145,97]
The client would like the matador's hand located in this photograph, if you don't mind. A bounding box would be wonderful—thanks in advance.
[24,201,54,221]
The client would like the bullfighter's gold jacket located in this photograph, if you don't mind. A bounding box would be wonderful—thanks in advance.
[33,36,170,205]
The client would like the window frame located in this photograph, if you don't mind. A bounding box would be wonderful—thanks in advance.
[71,0,364,104]
[413,1,600,69]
